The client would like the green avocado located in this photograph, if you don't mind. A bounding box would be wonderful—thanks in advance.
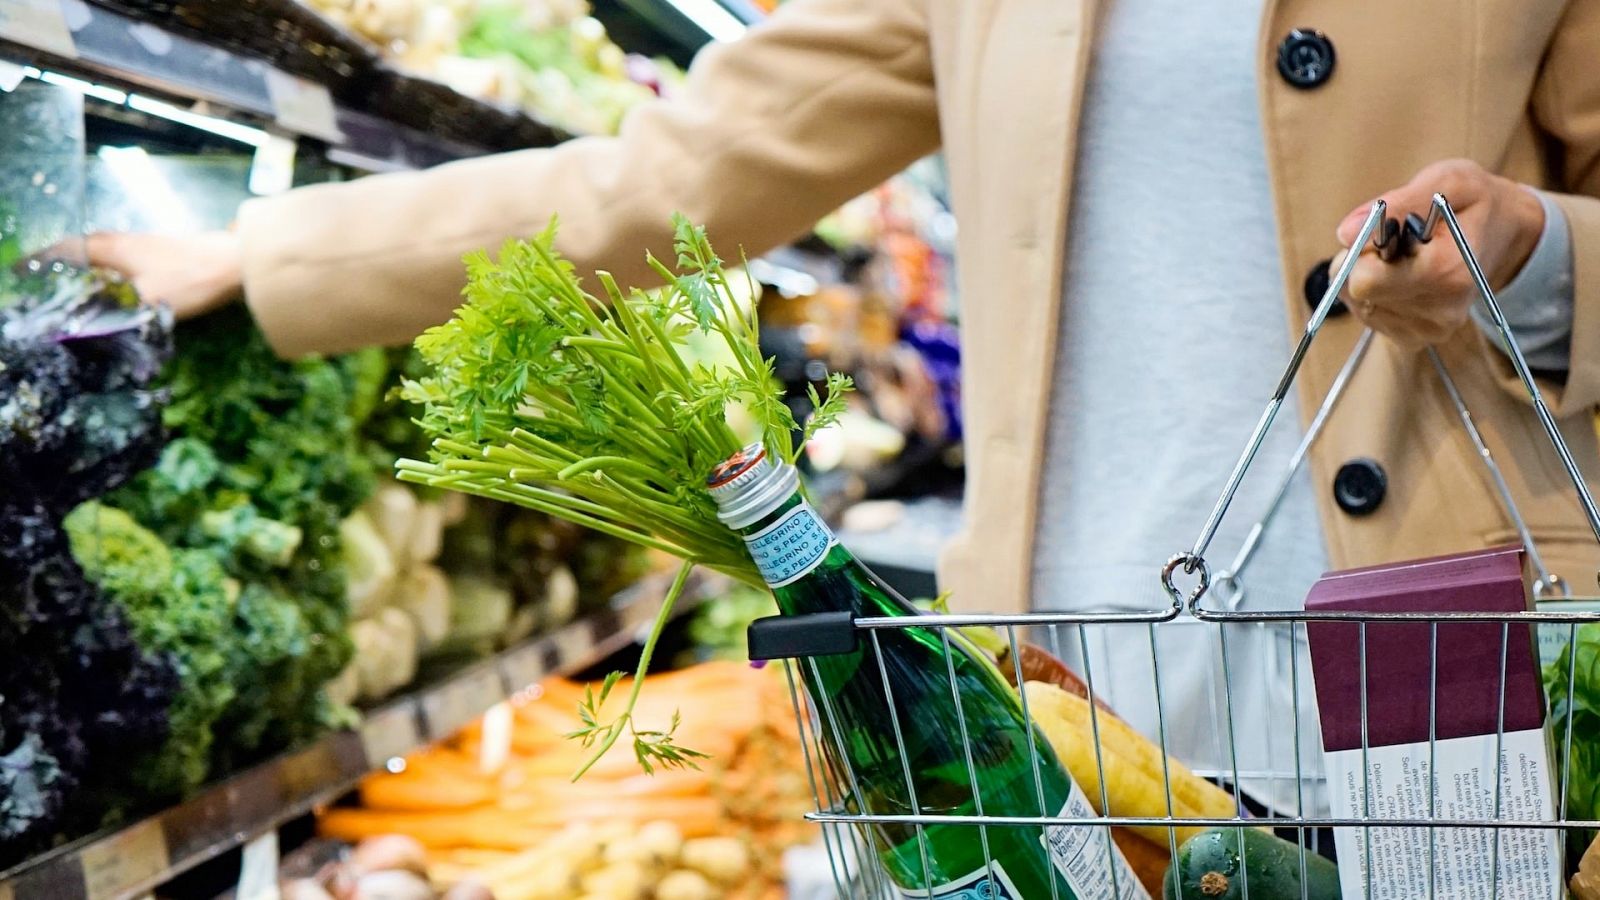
[1164,827,1341,900]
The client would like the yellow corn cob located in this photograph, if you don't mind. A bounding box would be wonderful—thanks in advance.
[1023,680,1241,846]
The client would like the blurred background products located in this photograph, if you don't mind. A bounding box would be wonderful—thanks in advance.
[0,5,963,890]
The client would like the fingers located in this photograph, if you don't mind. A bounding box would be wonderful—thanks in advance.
[83,232,114,265]
[1355,306,1433,351]
[1330,159,1499,350]
[1335,158,1489,248]
[1345,241,1474,346]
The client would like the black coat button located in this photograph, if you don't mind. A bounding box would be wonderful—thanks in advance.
[1333,459,1387,516]
[1277,29,1336,89]
[1304,258,1348,317]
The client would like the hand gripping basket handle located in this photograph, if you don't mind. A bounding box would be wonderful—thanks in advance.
[1163,194,1600,611]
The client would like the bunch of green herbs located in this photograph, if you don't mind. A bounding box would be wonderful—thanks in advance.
[399,215,849,777]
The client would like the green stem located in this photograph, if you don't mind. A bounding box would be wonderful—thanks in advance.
[570,560,696,780]
[634,293,698,386]
[396,468,692,557]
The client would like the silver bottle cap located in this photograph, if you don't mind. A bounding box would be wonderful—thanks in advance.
[706,442,799,529]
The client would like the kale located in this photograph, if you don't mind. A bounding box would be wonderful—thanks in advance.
[0,269,169,511]
[0,736,63,843]
[106,305,385,770]
[0,265,178,865]
[64,503,238,800]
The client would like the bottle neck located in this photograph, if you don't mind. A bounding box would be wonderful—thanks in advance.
[732,490,920,620]
[734,490,843,592]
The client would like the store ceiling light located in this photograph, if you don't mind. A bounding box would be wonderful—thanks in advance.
[24,67,128,105]
[662,0,748,42]
[21,67,270,149]
[127,94,270,148]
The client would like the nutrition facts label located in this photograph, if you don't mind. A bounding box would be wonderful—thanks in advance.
[1041,783,1151,900]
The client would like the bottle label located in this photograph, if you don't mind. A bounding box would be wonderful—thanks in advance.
[1040,781,1152,900]
[743,501,837,587]
[898,862,1024,899]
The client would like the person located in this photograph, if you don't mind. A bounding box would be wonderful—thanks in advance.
[90,0,1600,827]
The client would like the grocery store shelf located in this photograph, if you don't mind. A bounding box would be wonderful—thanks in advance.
[0,569,723,900]
[0,0,573,165]
[591,0,762,64]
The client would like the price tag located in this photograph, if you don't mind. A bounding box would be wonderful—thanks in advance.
[360,703,422,767]
[248,133,297,196]
[622,595,658,629]
[0,59,25,92]
[421,667,503,740]
[500,643,548,694]
[263,69,341,143]
[80,820,168,900]
[1535,599,1600,669]
[236,831,280,900]
[552,624,592,671]
[0,0,75,58]
[478,701,514,774]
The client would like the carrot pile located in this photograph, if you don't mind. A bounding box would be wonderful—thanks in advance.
[318,662,817,899]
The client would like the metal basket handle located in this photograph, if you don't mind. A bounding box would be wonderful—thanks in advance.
[1164,193,1600,611]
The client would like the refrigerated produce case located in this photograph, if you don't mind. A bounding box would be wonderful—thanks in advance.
[0,1,739,893]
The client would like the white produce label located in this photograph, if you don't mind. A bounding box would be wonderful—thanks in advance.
[264,69,341,143]
[236,830,280,900]
[0,0,75,58]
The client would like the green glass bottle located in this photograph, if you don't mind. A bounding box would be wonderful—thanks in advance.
[708,444,1149,900]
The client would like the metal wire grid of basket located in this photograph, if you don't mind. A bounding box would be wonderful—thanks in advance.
[773,605,1600,899]
[761,196,1600,899]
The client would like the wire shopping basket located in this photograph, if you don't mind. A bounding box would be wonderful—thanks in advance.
[753,196,1600,900]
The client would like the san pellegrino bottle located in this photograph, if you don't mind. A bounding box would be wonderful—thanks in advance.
[708,444,1148,900]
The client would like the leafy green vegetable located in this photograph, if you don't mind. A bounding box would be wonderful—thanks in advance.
[65,503,237,800]
[0,736,63,844]
[400,215,844,578]
[459,3,661,136]
[1546,624,1600,861]
[105,306,388,772]
[400,215,852,776]
[200,506,304,568]
[0,261,179,863]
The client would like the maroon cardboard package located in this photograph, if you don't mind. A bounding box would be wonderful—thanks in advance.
[1304,545,1542,752]
[1303,545,1561,899]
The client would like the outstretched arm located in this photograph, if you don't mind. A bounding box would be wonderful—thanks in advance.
[92,0,939,358]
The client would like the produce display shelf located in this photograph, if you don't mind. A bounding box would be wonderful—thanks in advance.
[0,569,721,900]
[609,0,765,55]
[0,0,573,165]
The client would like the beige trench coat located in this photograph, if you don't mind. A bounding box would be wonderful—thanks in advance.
[238,0,1600,614]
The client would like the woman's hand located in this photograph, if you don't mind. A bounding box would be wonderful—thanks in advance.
[1334,158,1545,349]
[83,231,244,320]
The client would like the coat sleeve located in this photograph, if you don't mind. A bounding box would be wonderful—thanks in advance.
[236,0,939,357]
[1498,0,1600,415]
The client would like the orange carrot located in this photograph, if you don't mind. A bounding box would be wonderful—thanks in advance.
[318,808,559,850]
[359,770,497,811]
